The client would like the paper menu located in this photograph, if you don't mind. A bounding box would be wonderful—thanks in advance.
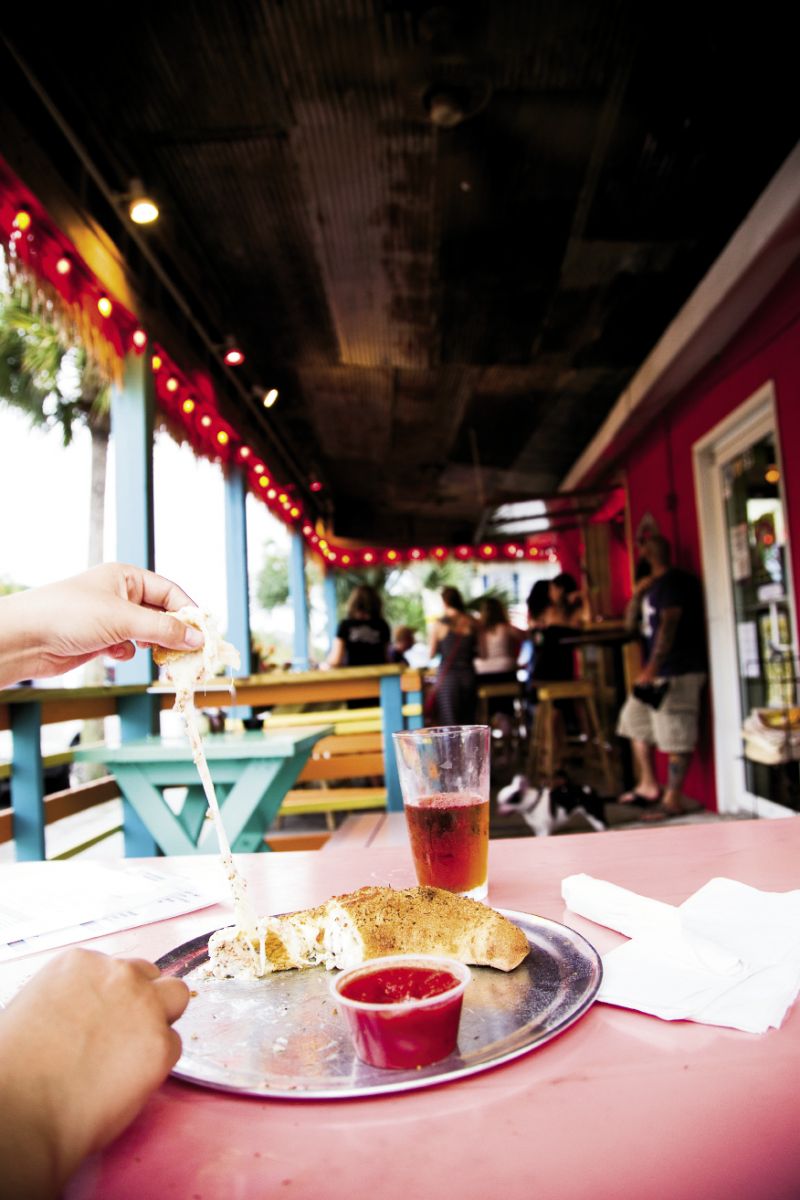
[0,862,224,963]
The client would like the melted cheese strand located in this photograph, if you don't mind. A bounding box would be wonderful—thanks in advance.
[177,691,258,939]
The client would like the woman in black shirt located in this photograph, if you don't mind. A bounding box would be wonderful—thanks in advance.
[327,585,390,668]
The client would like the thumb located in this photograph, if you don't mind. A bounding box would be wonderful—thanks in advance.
[113,603,204,651]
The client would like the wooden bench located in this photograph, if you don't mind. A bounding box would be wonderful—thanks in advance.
[323,810,409,851]
[0,668,424,860]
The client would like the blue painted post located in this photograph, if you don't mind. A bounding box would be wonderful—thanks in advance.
[224,464,251,672]
[224,464,252,724]
[112,349,155,689]
[112,350,158,855]
[323,570,338,651]
[11,701,45,860]
[289,531,310,670]
[380,674,404,811]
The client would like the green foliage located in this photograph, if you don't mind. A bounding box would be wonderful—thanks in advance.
[255,542,290,610]
[0,277,110,443]
[0,576,26,596]
[328,561,477,634]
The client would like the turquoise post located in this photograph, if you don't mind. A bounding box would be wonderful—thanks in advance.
[111,349,158,854]
[225,465,252,723]
[289,531,310,670]
[323,569,338,652]
[11,701,45,860]
[379,674,404,811]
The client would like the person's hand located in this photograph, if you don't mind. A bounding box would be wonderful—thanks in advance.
[0,948,189,1198]
[636,661,657,685]
[0,563,204,687]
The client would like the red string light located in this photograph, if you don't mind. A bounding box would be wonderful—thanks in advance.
[0,162,566,572]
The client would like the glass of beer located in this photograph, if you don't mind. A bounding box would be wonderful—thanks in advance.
[392,725,490,901]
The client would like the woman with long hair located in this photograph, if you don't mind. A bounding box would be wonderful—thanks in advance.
[427,586,479,724]
[474,595,525,730]
[326,584,390,668]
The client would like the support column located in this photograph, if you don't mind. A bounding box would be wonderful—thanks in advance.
[111,350,158,854]
[224,464,251,673]
[111,349,155,692]
[379,674,404,811]
[11,701,45,860]
[289,531,310,670]
[323,569,338,651]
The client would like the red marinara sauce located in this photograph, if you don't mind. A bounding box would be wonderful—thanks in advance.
[334,960,469,1070]
[339,965,459,1005]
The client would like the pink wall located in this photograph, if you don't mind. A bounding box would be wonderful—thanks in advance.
[605,261,800,809]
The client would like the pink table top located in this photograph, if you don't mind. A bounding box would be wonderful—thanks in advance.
[4,819,800,1200]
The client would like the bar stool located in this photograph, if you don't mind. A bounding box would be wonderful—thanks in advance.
[476,680,526,751]
[527,679,615,794]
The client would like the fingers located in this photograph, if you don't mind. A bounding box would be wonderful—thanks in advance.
[121,959,190,1022]
[124,958,162,981]
[107,641,135,661]
[125,566,196,614]
[153,975,191,1024]
[115,604,204,651]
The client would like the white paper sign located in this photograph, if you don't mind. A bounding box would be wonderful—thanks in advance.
[736,621,760,678]
[730,523,751,582]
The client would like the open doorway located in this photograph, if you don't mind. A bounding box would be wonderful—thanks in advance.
[694,382,798,816]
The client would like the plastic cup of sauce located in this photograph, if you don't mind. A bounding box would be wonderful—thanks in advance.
[331,954,471,1069]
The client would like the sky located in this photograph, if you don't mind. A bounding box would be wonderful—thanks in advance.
[0,406,287,627]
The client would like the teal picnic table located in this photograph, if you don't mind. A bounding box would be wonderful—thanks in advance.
[74,726,332,857]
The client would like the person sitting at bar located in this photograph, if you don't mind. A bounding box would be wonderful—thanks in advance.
[389,624,416,666]
[617,534,708,818]
[474,595,525,735]
[326,584,390,669]
[0,563,196,1200]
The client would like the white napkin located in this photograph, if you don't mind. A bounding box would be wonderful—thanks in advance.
[562,873,800,1033]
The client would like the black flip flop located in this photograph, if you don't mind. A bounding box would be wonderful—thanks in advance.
[619,790,663,809]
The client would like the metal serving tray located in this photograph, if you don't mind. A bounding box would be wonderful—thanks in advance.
[156,909,602,1100]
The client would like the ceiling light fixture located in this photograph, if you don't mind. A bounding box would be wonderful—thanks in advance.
[127,178,159,225]
[221,335,245,367]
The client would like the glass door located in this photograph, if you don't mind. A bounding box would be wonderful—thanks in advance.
[721,430,799,809]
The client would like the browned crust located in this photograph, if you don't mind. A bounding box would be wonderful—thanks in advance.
[334,885,530,972]
[152,613,202,667]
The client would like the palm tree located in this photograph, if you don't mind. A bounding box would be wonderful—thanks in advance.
[1,262,113,771]
[0,288,111,574]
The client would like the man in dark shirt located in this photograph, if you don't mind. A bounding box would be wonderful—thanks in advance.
[617,535,707,818]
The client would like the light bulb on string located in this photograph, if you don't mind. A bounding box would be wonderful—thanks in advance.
[182,398,195,415]
[222,336,244,367]
[97,295,113,318]
[55,254,72,276]
[127,179,159,225]
[132,328,147,350]
[13,208,31,232]
[263,388,278,408]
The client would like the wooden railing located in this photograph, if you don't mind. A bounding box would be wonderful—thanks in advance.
[0,666,424,860]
